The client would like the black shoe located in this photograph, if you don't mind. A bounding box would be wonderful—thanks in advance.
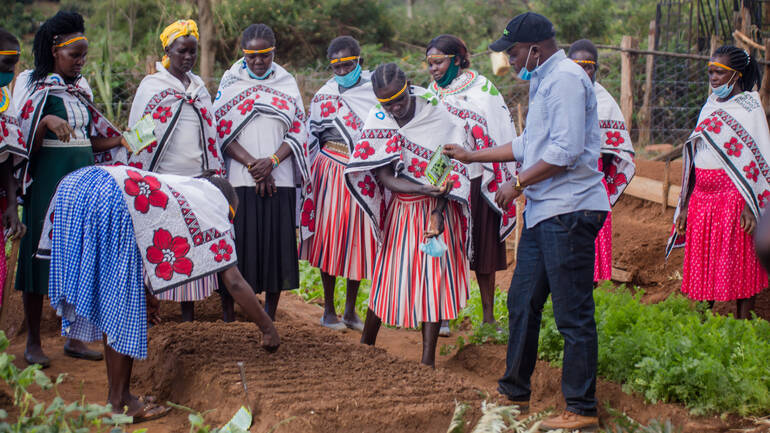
[24,350,51,368]
[64,344,103,361]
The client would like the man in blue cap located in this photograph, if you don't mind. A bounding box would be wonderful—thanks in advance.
[444,11,609,431]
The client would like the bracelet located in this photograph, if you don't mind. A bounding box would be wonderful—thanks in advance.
[514,175,525,192]
[246,160,257,170]
[270,154,280,168]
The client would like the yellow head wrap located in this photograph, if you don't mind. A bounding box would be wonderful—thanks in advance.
[159,19,199,68]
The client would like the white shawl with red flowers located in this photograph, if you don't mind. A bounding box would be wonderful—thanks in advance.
[0,86,29,171]
[344,86,473,252]
[213,59,313,239]
[38,165,236,294]
[430,70,518,239]
[126,63,223,174]
[595,82,635,206]
[307,71,375,160]
[13,71,124,190]
[666,91,770,256]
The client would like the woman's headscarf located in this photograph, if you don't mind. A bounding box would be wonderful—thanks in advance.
[159,19,199,68]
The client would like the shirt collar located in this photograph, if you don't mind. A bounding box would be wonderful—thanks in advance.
[532,49,566,79]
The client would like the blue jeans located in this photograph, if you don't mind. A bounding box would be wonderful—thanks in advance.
[498,210,606,417]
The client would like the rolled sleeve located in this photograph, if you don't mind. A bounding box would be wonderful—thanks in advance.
[542,76,587,168]
[511,131,525,161]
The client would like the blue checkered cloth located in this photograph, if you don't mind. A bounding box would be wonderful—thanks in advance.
[48,166,148,359]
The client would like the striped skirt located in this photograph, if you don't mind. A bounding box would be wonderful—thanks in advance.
[682,168,767,301]
[302,148,375,280]
[369,194,470,328]
[155,274,217,302]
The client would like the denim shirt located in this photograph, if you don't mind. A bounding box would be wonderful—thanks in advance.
[511,50,610,228]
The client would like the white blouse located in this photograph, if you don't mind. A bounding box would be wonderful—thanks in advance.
[228,115,295,188]
[156,102,204,176]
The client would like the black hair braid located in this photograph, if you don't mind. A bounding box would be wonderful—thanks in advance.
[30,11,85,85]
[567,39,598,63]
[426,34,471,69]
[0,27,19,47]
[713,45,762,91]
[327,35,361,58]
[241,24,276,48]
[371,62,406,93]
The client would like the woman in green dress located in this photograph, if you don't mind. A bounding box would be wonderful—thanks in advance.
[13,11,125,367]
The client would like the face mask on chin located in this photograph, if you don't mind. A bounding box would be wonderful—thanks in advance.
[516,46,538,81]
[712,71,737,99]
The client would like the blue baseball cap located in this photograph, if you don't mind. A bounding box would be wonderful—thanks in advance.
[489,12,556,52]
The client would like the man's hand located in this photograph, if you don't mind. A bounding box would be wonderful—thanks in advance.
[425,210,445,238]
[495,180,521,209]
[443,144,473,163]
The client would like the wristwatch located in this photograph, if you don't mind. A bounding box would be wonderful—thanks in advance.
[514,175,525,192]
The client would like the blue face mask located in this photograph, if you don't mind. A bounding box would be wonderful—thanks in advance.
[712,72,736,99]
[419,236,448,258]
[0,71,13,87]
[516,46,537,81]
[334,63,362,88]
[247,66,273,80]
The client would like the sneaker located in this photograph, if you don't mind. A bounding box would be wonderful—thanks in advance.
[539,410,599,431]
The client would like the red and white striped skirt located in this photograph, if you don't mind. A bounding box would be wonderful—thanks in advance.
[369,194,470,328]
[302,149,376,280]
[682,168,767,301]
[156,273,217,302]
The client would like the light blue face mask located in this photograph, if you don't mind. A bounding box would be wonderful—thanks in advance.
[248,66,273,80]
[712,72,736,99]
[419,236,448,258]
[0,71,13,87]
[517,46,537,81]
[334,63,362,88]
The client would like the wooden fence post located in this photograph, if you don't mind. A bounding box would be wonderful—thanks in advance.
[197,0,215,85]
[639,21,656,147]
[762,39,770,119]
[620,36,639,133]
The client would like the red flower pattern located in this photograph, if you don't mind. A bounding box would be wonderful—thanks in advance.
[744,161,760,182]
[1,121,8,137]
[217,119,232,138]
[207,137,219,158]
[20,100,34,120]
[343,112,358,130]
[604,163,628,196]
[146,229,194,280]
[760,190,770,208]
[271,97,289,111]
[153,106,173,123]
[487,163,503,193]
[704,117,722,134]
[723,137,742,157]
[124,170,168,213]
[238,98,255,115]
[301,199,315,229]
[446,173,461,189]
[353,141,375,160]
[471,125,489,150]
[200,107,213,126]
[320,101,336,118]
[210,239,233,262]
[502,202,516,226]
[289,121,302,134]
[358,175,376,198]
[408,158,427,178]
[385,136,400,153]
[605,131,624,147]
[128,162,143,169]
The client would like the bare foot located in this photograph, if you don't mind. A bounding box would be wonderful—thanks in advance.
[24,343,51,368]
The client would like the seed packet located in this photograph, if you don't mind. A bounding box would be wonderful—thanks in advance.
[425,145,452,186]
[122,114,156,155]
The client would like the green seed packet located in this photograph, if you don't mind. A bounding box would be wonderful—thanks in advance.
[122,114,157,155]
[425,145,452,186]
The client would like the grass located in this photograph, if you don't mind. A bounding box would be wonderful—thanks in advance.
[293,260,372,320]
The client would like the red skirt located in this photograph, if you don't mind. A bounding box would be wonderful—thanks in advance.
[682,168,767,301]
[594,156,612,281]
[369,194,469,328]
[302,149,375,280]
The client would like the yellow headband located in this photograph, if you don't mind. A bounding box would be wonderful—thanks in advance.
[242,46,275,55]
[709,61,743,77]
[0,50,19,55]
[55,36,87,48]
[229,205,236,220]
[329,55,358,64]
[160,20,199,68]
[573,59,596,65]
[377,81,408,103]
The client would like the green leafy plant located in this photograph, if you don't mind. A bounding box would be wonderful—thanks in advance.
[294,260,371,320]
